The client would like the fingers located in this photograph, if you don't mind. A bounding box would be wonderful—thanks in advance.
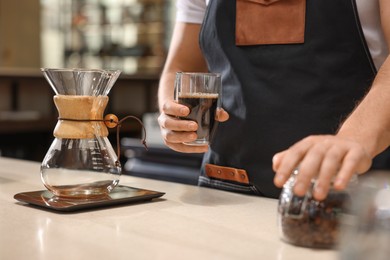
[313,146,343,200]
[158,100,229,153]
[273,135,372,201]
[159,100,196,133]
[158,113,203,152]
[272,151,285,172]
[162,100,190,117]
[293,142,327,197]
[333,148,371,190]
[158,100,208,153]
[162,141,209,153]
[273,136,314,188]
[158,113,197,132]
[215,108,229,122]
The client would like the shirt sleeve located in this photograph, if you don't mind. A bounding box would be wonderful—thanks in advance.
[176,0,207,24]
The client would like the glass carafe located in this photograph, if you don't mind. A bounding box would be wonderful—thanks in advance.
[41,68,121,198]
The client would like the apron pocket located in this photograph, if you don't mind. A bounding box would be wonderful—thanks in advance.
[236,0,306,45]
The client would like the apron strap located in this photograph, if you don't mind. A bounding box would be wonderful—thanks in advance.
[205,164,250,184]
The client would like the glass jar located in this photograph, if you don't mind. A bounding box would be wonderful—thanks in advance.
[277,170,355,248]
[339,171,390,260]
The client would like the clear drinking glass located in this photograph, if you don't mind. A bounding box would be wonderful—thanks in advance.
[174,72,222,146]
[40,68,121,198]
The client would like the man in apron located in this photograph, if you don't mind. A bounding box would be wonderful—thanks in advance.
[158,0,390,199]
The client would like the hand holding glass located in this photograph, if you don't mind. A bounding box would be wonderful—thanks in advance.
[175,72,221,146]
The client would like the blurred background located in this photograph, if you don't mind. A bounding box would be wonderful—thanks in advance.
[3,0,174,73]
[0,0,202,184]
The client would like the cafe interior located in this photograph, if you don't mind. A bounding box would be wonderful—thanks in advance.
[1,0,389,259]
[0,0,202,184]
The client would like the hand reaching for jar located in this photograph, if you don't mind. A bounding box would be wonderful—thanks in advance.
[158,100,229,153]
[272,135,373,201]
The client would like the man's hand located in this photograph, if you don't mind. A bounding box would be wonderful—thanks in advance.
[158,100,229,153]
[273,135,372,200]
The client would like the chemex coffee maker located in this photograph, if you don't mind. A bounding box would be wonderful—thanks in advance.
[14,68,164,211]
[40,68,123,198]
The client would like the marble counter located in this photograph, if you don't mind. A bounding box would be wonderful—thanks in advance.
[0,157,337,260]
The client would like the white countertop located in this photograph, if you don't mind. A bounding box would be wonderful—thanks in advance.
[0,157,337,260]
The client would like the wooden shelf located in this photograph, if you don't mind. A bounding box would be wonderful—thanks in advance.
[0,117,56,134]
[0,68,159,80]
[0,68,159,161]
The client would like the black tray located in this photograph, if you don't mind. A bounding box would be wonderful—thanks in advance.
[14,185,165,212]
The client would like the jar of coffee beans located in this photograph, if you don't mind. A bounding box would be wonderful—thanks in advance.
[277,170,355,248]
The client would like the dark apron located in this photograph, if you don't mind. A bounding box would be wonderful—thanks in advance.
[198,0,378,198]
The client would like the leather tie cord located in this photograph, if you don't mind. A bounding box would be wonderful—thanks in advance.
[57,114,148,166]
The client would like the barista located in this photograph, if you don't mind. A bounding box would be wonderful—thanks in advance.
[158,0,390,199]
